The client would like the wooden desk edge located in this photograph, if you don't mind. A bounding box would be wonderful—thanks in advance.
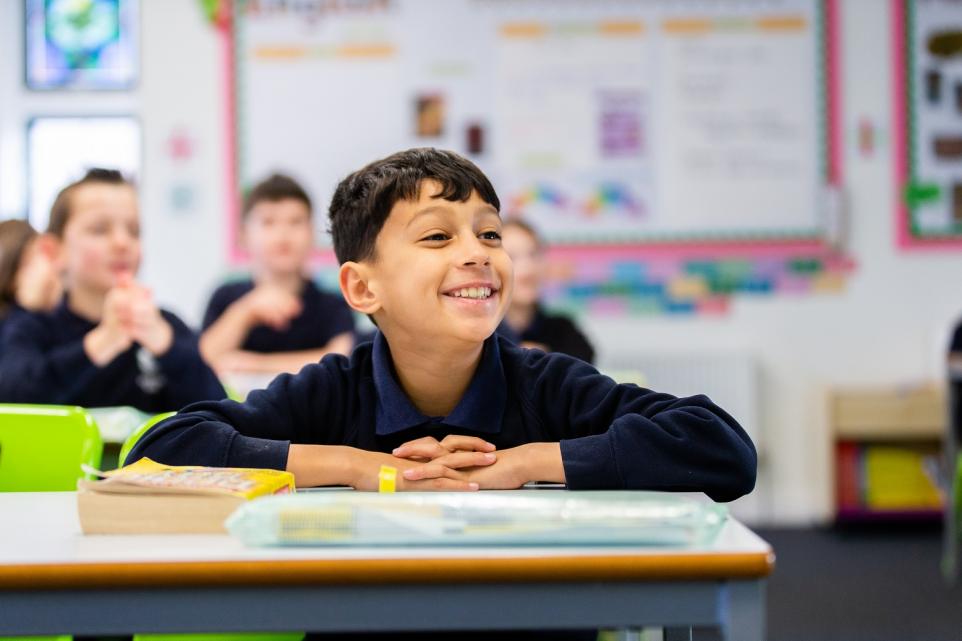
[0,552,775,590]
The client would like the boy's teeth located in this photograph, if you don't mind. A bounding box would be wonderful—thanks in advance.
[454,287,492,299]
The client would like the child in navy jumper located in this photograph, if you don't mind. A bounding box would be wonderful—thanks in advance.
[0,169,225,413]
[200,174,354,378]
[0,219,62,355]
[131,148,756,500]
[496,218,595,363]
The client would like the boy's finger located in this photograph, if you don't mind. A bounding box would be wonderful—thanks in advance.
[439,435,496,453]
[408,477,479,492]
[392,442,444,459]
[435,451,496,469]
[402,462,467,481]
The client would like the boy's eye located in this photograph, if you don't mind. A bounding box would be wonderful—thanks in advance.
[421,233,449,242]
[480,231,502,241]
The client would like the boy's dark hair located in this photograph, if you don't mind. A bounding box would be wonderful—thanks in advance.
[0,219,38,318]
[328,148,500,264]
[47,168,132,238]
[242,173,312,220]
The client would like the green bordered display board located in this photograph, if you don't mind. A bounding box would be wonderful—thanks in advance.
[895,0,962,247]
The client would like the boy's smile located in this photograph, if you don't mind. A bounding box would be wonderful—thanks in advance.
[345,180,512,348]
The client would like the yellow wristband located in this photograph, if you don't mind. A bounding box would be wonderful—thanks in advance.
[378,465,397,493]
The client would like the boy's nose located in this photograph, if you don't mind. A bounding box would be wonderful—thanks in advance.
[460,238,491,267]
[110,228,135,247]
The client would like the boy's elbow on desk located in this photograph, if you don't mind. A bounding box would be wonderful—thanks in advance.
[703,426,757,503]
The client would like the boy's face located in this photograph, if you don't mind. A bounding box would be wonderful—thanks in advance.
[501,225,542,307]
[61,183,141,294]
[243,198,313,277]
[361,181,513,345]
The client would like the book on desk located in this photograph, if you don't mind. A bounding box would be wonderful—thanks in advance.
[77,457,295,534]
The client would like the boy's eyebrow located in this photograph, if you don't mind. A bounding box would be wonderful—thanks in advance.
[405,204,500,228]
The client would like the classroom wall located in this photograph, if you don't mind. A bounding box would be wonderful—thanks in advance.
[585,1,962,524]
[2,0,960,524]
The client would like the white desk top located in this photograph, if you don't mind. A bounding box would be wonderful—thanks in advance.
[0,491,774,589]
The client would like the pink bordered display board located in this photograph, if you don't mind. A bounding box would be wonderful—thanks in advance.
[217,0,848,315]
[893,0,962,249]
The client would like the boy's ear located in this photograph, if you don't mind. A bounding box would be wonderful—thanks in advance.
[339,261,381,315]
[34,234,62,266]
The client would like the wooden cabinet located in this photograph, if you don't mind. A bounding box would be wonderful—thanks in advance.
[830,385,945,523]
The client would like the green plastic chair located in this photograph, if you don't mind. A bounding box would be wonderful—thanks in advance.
[0,404,102,491]
[118,411,176,467]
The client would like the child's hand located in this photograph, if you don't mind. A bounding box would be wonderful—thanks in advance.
[464,443,566,490]
[351,450,491,492]
[241,285,302,330]
[84,285,134,365]
[392,435,496,462]
[122,282,174,356]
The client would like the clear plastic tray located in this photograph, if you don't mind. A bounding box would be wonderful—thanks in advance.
[225,491,727,547]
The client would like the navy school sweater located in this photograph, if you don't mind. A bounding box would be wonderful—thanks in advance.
[130,333,756,501]
[0,301,226,413]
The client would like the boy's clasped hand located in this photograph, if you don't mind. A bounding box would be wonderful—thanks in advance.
[348,435,556,492]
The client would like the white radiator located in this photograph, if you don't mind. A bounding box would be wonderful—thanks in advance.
[599,351,768,522]
[599,352,761,454]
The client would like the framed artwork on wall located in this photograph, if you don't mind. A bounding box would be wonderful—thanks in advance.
[25,0,139,91]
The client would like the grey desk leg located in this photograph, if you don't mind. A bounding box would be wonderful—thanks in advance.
[722,580,765,641]
[663,627,691,641]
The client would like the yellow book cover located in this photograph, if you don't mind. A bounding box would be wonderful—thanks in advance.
[77,458,295,534]
[863,447,942,510]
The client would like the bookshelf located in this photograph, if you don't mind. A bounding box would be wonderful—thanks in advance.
[830,385,946,523]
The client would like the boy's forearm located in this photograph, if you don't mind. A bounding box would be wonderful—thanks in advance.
[199,302,255,364]
[519,442,566,484]
[245,336,355,374]
[286,444,361,487]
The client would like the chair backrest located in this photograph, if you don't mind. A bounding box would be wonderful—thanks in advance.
[119,411,176,467]
[0,404,103,491]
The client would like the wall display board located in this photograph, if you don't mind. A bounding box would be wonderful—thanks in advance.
[894,0,962,247]
[226,0,845,315]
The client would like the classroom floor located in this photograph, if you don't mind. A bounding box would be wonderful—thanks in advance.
[739,525,962,641]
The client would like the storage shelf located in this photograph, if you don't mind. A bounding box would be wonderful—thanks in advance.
[830,383,947,525]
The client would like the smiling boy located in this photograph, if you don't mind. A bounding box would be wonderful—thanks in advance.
[130,149,756,500]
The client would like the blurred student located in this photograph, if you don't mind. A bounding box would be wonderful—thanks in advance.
[200,174,354,376]
[0,219,62,345]
[497,219,595,363]
[0,168,225,412]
